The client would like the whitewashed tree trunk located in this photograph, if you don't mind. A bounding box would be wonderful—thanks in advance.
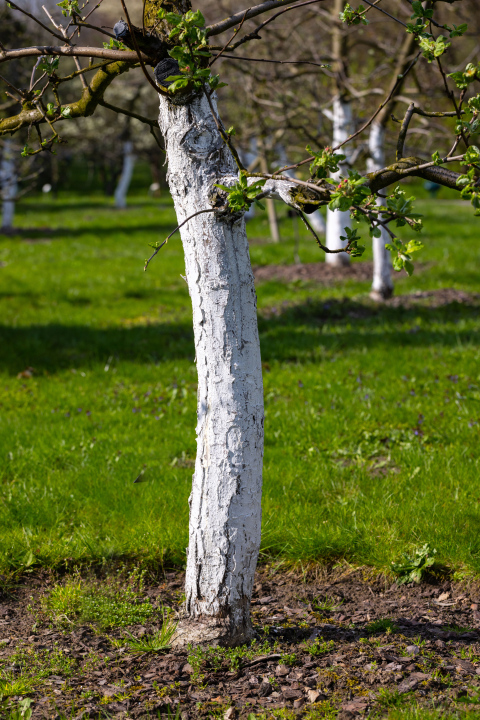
[1,140,18,232]
[367,123,393,299]
[157,90,264,647]
[325,97,352,266]
[114,140,135,209]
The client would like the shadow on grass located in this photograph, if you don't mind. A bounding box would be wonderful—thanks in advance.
[0,221,173,241]
[0,297,479,374]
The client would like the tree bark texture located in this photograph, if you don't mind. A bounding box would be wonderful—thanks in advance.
[114,140,136,209]
[367,123,394,300]
[1,139,17,231]
[326,98,353,265]
[157,90,264,647]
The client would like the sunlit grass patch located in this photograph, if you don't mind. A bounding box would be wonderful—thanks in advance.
[41,567,154,630]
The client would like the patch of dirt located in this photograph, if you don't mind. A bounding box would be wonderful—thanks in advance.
[254,262,375,285]
[387,288,480,309]
[2,568,480,718]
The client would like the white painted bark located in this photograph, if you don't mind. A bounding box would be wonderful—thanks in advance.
[1,140,18,231]
[157,90,264,647]
[325,97,352,266]
[114,140,136,209]
[367,123,394,299]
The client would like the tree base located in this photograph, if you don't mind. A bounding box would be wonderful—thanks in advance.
[171,615,255,649]
[370,287,393,302]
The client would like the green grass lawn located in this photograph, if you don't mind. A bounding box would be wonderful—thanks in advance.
[0,188,479,576]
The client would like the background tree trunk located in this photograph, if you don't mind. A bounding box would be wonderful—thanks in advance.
[1,140,18,232]
[325,97,352,265]
[367,123,394,300]
[157,89,264,647]
[114,140,136,209]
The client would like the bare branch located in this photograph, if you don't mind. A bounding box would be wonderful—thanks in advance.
[0,60,131,136]
[0,46,149,66]
[206,0,322,38]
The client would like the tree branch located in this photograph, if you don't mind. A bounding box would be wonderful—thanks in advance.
[206,0,321,38]
[0,60,131,135]
[0,46,149,66]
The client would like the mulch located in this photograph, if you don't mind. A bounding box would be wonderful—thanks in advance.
[2,567,480,719]
[253,261,375,285]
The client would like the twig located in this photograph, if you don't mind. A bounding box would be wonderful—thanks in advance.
[210,9,249,68]
[7,0,66,42]
[215,0,325,54]
[42,5,88,89]
[206,0,323,37]
[213,54,329,68]
[144,208,222,271]
[396,102,415,161]
[119,0,168,97]
[99,99,165,141]
[360,0,407,28]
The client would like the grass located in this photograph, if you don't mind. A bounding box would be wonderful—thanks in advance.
[39,567,155,630]
[1,184,480,575]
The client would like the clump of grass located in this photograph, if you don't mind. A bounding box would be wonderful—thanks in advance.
[312,596,341,615]
[365,618,399,635]
[41,567,154,630]
[376,687,407,709]
[0,671,38,699]
[121,611,178,653]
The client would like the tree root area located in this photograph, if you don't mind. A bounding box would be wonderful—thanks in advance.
[2,566,480,718]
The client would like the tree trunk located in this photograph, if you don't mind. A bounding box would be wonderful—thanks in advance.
[114,140,136,209]
[259,141,280,243]
[325,97,352,266]
[367,123,393,300]
[157,89,264,648]
[1,139,17,232]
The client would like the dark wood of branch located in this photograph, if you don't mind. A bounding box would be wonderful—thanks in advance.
[6,1,66,43]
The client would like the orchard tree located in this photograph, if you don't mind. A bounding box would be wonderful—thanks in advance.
[1,0,479,647]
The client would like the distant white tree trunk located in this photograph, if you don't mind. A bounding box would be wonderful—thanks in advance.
[158,90,264,647]
[1,140,18,232]
[242,138,257,221]
[367,123,393,299]
[325,97,352,266]
[114,140,135,209]
[276,145,326,235]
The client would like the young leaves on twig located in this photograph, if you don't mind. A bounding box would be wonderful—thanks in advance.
[214,172,266,212]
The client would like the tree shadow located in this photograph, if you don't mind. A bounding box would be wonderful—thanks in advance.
[1,222,173,241]
[0,296,478,375]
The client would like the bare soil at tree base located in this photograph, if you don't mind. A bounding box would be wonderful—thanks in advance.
[3,567,480,719]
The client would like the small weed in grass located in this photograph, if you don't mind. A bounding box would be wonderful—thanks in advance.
[280,652,297,666]
[391,544,437,585]
[4,698,32,720]
[303,636,335,657]
[365,618,400,635]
